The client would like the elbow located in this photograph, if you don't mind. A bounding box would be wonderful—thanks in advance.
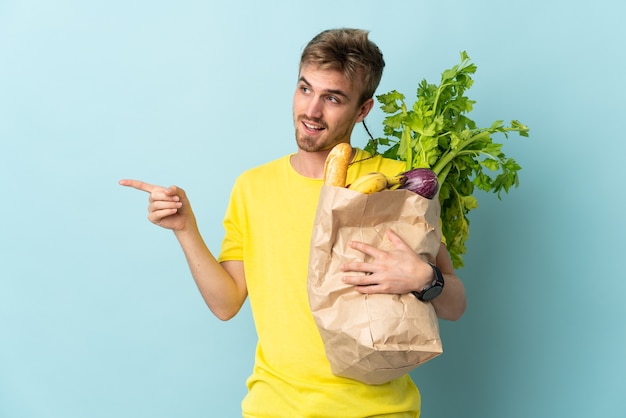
[204,292,246,321]
[208,300,243,321]
[212,306,241,321]
[446,299,467,321]
[436,304,466,322]
[215,312,234,321]
[434,292,467,321]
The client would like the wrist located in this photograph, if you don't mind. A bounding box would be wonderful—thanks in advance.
[173,222,201,240]
[412,263,445,302]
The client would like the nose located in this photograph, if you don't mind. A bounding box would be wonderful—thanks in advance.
[305,96,323,119]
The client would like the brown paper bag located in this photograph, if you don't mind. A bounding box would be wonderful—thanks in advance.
[307,185,443,385]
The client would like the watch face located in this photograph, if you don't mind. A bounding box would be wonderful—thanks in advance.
[422,285,443,301]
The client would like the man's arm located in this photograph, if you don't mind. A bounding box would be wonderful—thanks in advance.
[174,227,247,320]
[119,179,247,321]
[430,242,466,321]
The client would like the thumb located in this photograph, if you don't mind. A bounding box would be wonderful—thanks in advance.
[165,185,185,198]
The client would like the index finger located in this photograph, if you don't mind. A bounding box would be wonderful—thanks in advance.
[348,239,385,259]
[384,229,412,250]
[118,179,159,193]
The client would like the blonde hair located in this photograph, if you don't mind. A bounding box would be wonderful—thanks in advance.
[300,28,385,105]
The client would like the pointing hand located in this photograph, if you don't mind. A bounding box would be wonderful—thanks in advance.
[119,179,196,231]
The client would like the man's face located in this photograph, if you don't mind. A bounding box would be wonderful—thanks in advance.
[293,64,372,153]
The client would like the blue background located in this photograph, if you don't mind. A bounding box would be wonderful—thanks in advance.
[1,1,624,417]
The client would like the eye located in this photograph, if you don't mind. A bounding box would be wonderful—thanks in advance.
[300,85,311,94]
[327,95,340,104]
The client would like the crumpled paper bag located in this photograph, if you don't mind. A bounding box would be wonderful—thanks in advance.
[307,185,443,385]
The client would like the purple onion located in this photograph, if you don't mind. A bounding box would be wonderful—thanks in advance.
[399,168,439,199]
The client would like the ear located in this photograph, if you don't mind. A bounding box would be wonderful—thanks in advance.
[355,98,374,123]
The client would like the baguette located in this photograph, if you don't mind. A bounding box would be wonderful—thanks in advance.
[323,143,352,187]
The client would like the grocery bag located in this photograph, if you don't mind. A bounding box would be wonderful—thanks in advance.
[307,185,443,385]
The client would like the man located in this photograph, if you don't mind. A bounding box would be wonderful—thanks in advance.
[120,28,466,417]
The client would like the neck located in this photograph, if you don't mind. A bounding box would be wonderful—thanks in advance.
[290,150,328,179]
[290,147,358,179]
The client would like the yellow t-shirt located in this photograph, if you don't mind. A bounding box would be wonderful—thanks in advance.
[219,149,421,417]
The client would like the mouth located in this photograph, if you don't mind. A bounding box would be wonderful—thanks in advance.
[300,118,326,134]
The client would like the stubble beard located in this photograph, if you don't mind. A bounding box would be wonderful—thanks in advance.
[294,115,353,153]
[294,115,328,152]
[295,132,324,152]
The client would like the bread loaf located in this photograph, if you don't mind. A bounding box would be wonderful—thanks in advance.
[323,143,352,187]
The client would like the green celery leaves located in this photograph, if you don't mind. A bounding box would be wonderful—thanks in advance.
[366,52,530,268]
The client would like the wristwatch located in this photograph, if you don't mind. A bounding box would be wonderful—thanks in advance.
[412,263,445,301]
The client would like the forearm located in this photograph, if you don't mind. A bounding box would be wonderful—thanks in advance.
[431,243,466,321]
[431,273,466,321]
[174,227,247,321]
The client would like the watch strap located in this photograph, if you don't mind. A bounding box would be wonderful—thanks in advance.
[412,263,445,301]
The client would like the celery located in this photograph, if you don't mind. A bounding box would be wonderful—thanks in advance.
[366,52,530,268]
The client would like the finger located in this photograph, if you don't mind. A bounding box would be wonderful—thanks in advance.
[351,284,383,295]
[342,273,376,287]
[148,208,179,224]
[119,179,159,193]
[341,260,377,274]
[385,229,411,251]
[343,277,393,295]
[348,240,385,259]
[149,200,182,212]
[161,185,186,202]
[148,189,181,204]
